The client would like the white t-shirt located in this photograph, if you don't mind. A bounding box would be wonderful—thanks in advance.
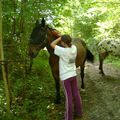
[54,45,77,81]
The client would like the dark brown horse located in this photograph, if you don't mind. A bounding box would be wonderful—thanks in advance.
[28,18,94,104]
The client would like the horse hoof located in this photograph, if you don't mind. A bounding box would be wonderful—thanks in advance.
[102,73,105,76]
[99,71,105,76]
[80,88,86,92]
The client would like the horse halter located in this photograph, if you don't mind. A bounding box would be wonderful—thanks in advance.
[38,33,47,48]
[37,26,48,48]
[37,27,54,48]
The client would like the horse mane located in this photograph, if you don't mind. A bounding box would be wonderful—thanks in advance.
[48,26,61,38]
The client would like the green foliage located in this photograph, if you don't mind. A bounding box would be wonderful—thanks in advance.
[2,0,120,59]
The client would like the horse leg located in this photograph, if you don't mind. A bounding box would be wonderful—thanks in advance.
[99,54,104,75]
[99,52,108,75]
[54,76,61,104]
[49,55,61,104]
[80,65,85,90]
[51,70,61,104]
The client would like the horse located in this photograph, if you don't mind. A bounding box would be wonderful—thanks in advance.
[28,18,94,104]
[98,39,120,75]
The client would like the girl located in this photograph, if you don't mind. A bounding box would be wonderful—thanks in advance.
[50,34,83,120]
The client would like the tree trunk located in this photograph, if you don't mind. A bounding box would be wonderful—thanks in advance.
[0,1,10,113]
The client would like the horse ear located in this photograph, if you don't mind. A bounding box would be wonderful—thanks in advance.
[35,20,39,26]
[41,18,45,27]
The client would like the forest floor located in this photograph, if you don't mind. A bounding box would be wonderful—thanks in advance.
[46,61,120,120]
[75,62,120,120]
[0,55,120,120]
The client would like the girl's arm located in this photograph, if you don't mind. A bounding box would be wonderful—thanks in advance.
[50,37,61,49]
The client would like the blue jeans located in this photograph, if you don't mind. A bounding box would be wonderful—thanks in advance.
[62,76,83,120]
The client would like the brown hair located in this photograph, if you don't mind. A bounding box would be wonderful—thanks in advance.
[61,34,72,47]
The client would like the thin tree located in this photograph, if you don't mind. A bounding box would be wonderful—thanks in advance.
[0,1,10,113]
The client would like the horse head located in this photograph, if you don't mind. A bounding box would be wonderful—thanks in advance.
[28,18,48,58]
[29,18,61,58]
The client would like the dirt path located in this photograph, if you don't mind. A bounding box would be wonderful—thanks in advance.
[77,62,120,120]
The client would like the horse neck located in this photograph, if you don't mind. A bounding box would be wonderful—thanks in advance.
[46,29,60,55]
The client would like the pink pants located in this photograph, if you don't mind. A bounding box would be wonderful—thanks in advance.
[62,76,83,120]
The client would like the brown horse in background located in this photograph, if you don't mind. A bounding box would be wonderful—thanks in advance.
[28,18,94,104]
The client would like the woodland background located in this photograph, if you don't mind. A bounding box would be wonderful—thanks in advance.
[0,0,120,120]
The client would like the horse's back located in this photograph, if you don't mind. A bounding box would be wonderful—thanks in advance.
[98,39,120,57]
[72,38,87,67]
